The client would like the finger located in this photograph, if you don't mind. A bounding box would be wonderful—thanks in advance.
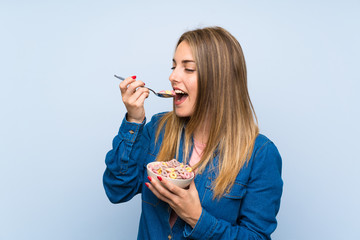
[126,80,146,94]
[119,77,136,94]
[156,176,183,196]
[188,180,198,193]
[122,82,146,102]
[146,181,171,203]
[148,176,179,201]
[127,87,149,105]
[136,90,149,103]
[121,82,147,106]
[189,180,195,189]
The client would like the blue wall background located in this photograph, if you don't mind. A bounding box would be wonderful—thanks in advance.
[1,1,359,239]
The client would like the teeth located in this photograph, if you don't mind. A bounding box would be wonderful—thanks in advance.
[174,89,186,94]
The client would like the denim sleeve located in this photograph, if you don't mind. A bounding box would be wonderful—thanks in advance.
[103,114,150,204]
[183,141,283,240]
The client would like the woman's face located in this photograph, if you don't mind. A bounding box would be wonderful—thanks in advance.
[169,41,198,117]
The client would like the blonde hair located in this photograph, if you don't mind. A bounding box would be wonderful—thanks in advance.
[155,27,259,198]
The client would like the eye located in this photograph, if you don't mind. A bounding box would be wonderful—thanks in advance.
[185,69,195,72]
[171,67,175,70]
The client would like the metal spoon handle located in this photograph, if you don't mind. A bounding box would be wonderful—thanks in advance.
[114,75,125,81]
[114,74,173,98]
[114,75,155,92]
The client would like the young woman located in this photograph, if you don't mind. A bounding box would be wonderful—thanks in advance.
[103,26,283,240]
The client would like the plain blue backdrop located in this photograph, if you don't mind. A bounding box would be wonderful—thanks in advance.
[1,1,359,239]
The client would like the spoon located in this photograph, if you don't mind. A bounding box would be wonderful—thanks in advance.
[114,75,174,98]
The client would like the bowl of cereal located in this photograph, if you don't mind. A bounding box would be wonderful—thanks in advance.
[147,159,194,189]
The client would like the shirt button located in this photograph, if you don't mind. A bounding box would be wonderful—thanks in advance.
[168,235,172,239]
[129,130,134,134]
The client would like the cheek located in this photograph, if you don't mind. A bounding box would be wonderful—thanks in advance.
[190,86,198,101]
[189,79,198,96]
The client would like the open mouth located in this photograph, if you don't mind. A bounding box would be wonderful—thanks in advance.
[174,89,188,104]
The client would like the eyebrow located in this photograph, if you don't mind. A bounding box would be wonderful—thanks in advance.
[172,59,196,64]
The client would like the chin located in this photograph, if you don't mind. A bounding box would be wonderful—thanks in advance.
[174,109,193,117]
[174,109,193,118]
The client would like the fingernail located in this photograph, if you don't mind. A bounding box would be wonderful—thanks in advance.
[147,176,152,182]
[145,182,149,188]
[131,75,136,79]
[157,176,162,181]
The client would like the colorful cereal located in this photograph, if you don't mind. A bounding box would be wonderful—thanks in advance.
[148,159,193,180]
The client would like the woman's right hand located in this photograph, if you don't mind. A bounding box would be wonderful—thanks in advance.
[119,76,149,123]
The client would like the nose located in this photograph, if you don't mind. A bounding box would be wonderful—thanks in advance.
[169,67,179,84]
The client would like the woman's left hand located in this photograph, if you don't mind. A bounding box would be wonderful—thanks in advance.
[146,176,202,228]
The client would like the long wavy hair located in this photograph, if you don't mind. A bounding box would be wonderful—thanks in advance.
[155,26,259,198]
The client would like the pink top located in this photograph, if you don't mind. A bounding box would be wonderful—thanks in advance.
[169,139,206,228]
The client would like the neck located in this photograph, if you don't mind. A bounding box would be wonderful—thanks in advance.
[193,120,210,145]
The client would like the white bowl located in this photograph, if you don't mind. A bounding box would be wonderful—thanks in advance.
[146,162,194,189]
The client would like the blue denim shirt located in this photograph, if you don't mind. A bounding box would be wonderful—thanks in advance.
[103,112,283,240]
